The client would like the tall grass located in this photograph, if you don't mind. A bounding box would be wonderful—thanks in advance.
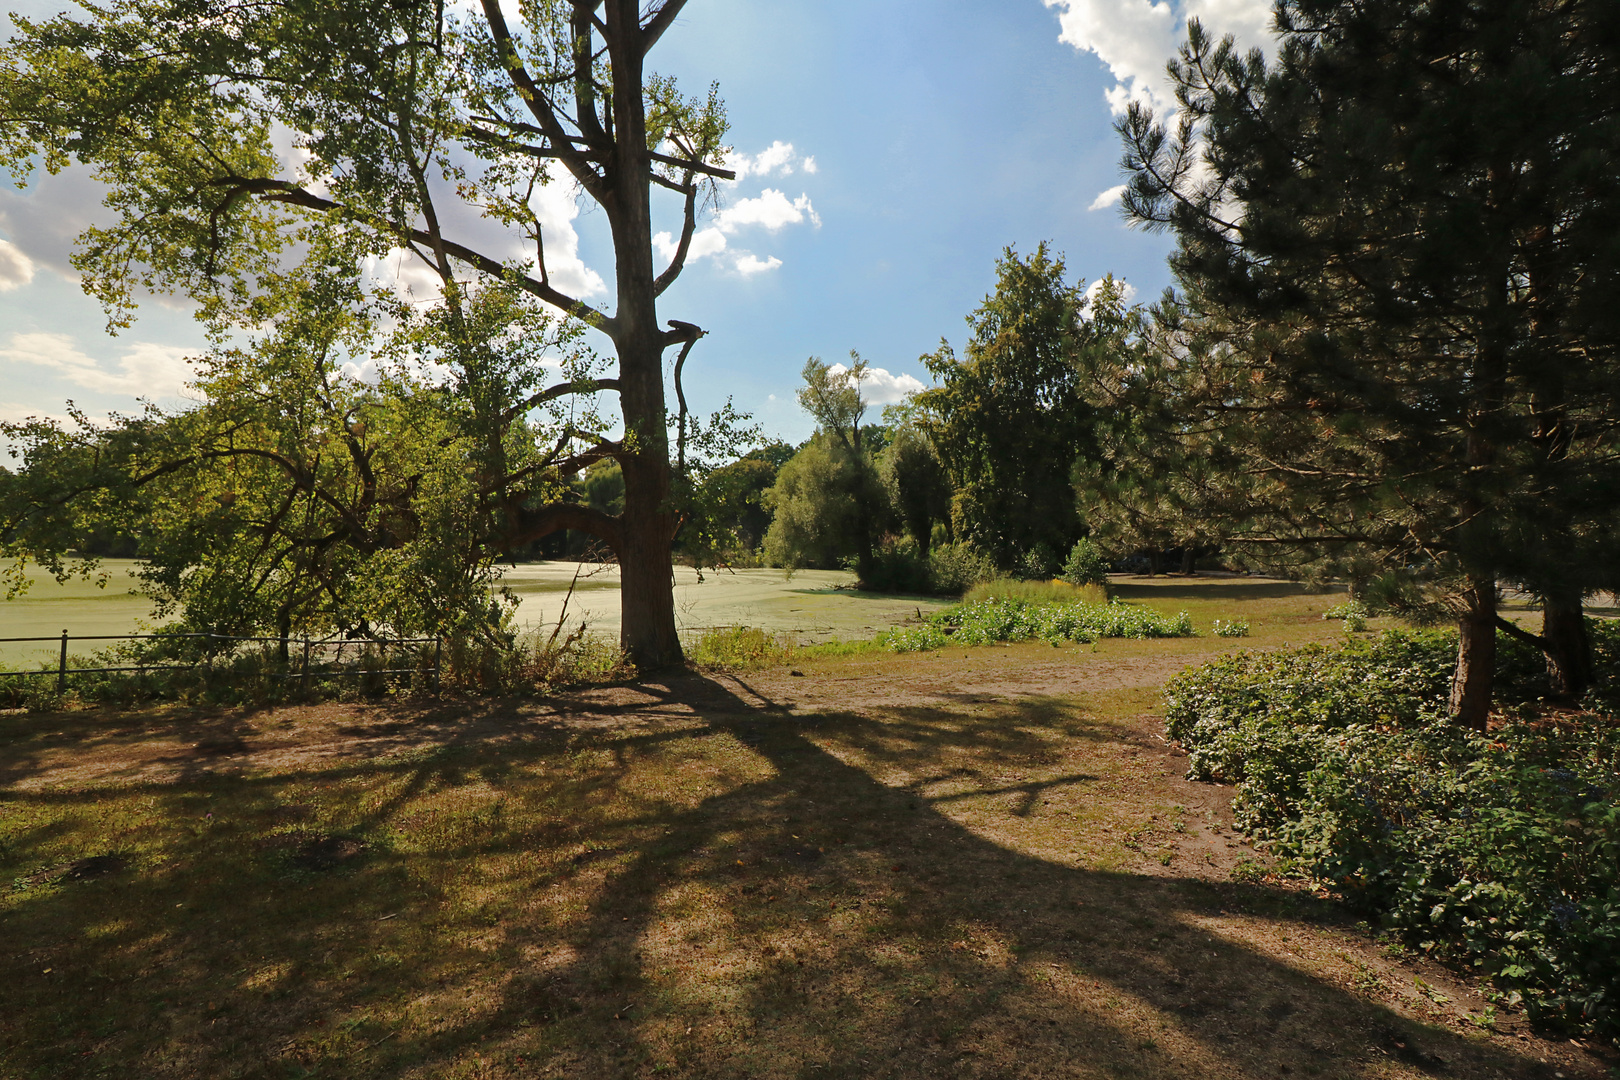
[962,579,1108,606]
[881,595,1195,652]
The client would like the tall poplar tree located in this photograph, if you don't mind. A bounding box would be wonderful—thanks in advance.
[1119,0,1620,726]
[0,0,731,666]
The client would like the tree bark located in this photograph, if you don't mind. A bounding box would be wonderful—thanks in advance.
[1541,588,1593,701]
[1449,576,1497,731]
[603,0,682,669]
[1180,546,1195,575]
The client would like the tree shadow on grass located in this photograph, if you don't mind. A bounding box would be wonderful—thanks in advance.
[0,673,1588,1079]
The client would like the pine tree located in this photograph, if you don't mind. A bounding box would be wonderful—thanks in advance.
[1119,0,1620,725]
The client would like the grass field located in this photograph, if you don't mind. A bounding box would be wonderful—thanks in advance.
[2,576,1610,1079]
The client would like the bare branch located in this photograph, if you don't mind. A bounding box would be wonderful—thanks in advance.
[639,0,689,54]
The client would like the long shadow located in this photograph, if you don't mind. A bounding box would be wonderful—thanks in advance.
[446,673,1575,1079]
[0,673,1589,1079]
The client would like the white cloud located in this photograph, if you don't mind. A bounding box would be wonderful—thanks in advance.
[653,226,728,264]
[0,332,196,398]
[1088,184,1128,211]
[1045,0,1275,116]
[734,254,782,276]
[726,141,813,180]
[826,362,927,405]
[0,239,34,291]
[716,189,821,233]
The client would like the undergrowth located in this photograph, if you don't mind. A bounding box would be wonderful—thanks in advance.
[1164,622,1620,1040]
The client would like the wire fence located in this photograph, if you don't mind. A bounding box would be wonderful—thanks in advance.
[0,630,442,691]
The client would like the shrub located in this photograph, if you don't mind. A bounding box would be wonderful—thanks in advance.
[927,541,999,595]
[1062,538,1110,588]
[1322,599,1369,632]
[858,536,934,594]
[1164,625,1620,1040]
[1212,619,1249,638]
[1017,542,1060,581]
[1270,718,1620,1038]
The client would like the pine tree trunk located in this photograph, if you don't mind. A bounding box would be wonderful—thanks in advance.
[1180,547,1195,575]
[1541,589,1593,701]
[1147,549,1160,577]
[1449,577,1496,731]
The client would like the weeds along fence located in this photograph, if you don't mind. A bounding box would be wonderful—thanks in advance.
[0,630,442,707]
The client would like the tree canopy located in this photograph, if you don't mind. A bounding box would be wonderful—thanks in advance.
[0,0,734,666]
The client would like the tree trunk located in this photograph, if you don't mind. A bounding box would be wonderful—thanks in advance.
[1147,549,1160,577]
[1541,589,1593,701]
[1449,576,1496,731]
[603,0,681,669]
[1180,547,1195,575]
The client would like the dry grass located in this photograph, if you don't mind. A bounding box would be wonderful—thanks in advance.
[961,579,1110,606]
[0,577,1610,1079]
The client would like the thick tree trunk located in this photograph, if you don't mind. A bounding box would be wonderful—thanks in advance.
[604,0,682,669]
[1147,549,1160,577]
[1541,589,1593,701]
[1180,547,1195,575]
[1449,576,1497,731]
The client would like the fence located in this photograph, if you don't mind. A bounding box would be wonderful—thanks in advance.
[0,630,442,692]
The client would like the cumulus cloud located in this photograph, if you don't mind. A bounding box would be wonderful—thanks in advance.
[716,189,821,233]
[654,185,820,278]
[734,254,783,277]
[1088,184,1129,211]
[0,332,197,398]
[1045,0,1276,116]
[826,362,927,406]
[726,141,816,181]
[0,239,35,291]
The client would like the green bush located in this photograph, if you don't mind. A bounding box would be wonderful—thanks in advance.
[1211,619,1249,637]
[1164,625,1620,1039]
[1062,538,1110,588]
[880,596,1194,653]
[858,536,935,594]
[926,541,999,595]
[1017,542,1061,581]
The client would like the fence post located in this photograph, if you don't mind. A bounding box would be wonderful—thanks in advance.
[57,629,68,692]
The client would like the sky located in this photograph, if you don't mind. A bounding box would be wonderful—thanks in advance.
[0,0,1278,444]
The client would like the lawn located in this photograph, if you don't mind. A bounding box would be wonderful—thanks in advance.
[0,577,1610,1079]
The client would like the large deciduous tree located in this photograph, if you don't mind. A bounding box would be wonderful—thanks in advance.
[920,245,1117,571]
[0,0,733,666]
[1118,1,1620,727]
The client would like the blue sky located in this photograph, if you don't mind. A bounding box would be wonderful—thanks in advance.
[0,0,1276,443]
